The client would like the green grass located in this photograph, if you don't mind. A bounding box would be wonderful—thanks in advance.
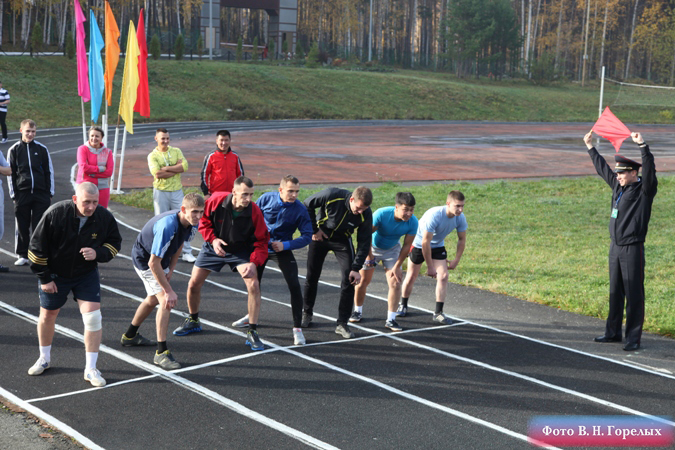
[112,177,675,338]
[2,56,672,128]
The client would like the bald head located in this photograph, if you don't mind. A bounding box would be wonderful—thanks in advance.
[77,182,99,196]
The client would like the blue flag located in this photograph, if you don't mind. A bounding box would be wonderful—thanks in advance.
[89,10,105,123]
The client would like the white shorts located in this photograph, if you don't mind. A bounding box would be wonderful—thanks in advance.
[134,265,169,297]
[363,243,401,271]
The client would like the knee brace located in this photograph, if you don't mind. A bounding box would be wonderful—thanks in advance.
[82,310,102,332]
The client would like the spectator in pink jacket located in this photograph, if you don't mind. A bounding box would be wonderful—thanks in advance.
[76,126,114,208]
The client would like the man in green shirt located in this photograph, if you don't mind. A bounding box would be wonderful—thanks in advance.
[147,128,195,262]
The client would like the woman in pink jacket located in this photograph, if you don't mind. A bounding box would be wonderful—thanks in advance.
[76,126,114,208]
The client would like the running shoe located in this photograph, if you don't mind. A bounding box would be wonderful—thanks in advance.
[335,323,355,339]
[432,313,453,325]
[27,357,51,376]
[232,314,250,328]
[348,311,362,323]
[84,368,106,387]
[181,253,196,263]
[0,265,8,272]
[301,312,312,328]
[120,333,154,347]
[395,304,407,317]
[154,350,181,370]
[1,138,7,144]
[246,330,264,351]
[173,318,202,336]
[385,319,403,332]
[293,328,306,346]
[14,257,29,266]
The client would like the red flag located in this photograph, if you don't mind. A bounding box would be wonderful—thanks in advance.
[592,107,631,152]
[134,9,150,117]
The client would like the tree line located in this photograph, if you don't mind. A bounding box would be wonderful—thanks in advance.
[1,0,673,84]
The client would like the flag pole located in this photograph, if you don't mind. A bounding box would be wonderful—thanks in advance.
[110,115,122,193]
[80,98,87,143]
[116,124,128,193]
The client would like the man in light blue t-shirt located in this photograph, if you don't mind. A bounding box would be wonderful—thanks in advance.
[399,190,467,324]
[351,192,418,332]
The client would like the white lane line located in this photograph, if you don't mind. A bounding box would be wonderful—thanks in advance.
[0,386,104,450]
[0,300,340,450]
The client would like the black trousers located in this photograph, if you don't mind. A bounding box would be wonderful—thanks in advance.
[259,250,303,328]
[303,238,355,325]
[606,241,645,345]
[14,190,50,258]
[0,111,7,139]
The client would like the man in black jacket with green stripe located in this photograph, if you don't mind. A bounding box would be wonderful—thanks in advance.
[302,186,373,339]
[584,130,657,352]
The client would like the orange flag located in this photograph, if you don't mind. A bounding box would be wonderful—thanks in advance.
[592,107,632,153]
[104,1,120,106]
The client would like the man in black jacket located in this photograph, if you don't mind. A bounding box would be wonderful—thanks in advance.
[302,186,373,339]
[27,182,122,386]
[584,131,657,352]
[7,119,54,266]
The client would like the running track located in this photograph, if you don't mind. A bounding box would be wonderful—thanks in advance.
[0,121,674,449]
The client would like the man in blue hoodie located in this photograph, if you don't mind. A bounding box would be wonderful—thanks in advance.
[231,175,313,345]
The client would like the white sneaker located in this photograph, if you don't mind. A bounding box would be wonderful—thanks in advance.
[182,253,196,263]
[84,368,106,387]
[293,328,306,346]
[28,357,51,376]
[1,138,7,144]
[15,257,29,266]
[232,314,250,328]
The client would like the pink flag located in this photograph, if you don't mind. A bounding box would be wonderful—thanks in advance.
[592,107,631,152]
[74,0,90,102]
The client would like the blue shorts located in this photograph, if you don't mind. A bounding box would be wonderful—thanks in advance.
[195,242,252,273]
[39,268,101,310]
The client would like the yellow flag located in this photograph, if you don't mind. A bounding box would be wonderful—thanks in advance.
[118,22,140,134]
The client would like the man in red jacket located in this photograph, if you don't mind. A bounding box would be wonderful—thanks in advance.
[200,130,244,199]
[174,176,269,351]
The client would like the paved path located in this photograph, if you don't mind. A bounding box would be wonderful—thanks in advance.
[0,121,673,449]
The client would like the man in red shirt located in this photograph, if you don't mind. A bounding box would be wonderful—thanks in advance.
[200,130,244,199]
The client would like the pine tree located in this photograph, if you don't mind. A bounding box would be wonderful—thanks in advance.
[252,36,259,62]
[150,34,161,60]
[175,34,185,60]
[306,42,320,68]
[236,36,243,63]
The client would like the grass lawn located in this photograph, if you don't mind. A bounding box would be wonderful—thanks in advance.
[112,176,675,338]
[2,56,674,127]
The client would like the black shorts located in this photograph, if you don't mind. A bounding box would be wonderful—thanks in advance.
[195,242,252,272]
[39,268,101,310]
[409,246,447,265]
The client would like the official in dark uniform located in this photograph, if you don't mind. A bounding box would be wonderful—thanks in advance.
[583,130,657,351]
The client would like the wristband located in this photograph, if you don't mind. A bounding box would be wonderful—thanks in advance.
[365,259,377,267]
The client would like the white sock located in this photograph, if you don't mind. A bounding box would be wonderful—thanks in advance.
[293,327,302,332]
[387,311,397,321]
[85,352,98,371]
[354,305,363,314]
[39,345,51,362]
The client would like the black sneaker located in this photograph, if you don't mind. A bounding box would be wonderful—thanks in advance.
[395,304,407,317]
[246,330,264,351]
[120,333,154,347]
[432,313,452,325]
[301,312,313,328]
[335,323,355,339]
[173,318,202,336]
[349,311,362,323]
[385,319,403,332]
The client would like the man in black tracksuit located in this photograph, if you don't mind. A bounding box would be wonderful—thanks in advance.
[302,186,373,339]
[584,130,657,352]
[7,119,54,266]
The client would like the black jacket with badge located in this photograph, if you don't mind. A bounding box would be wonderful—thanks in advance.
[303,187,373,271]
[588,144,657,245]
[6,139,54,198]
[28,200,122,284]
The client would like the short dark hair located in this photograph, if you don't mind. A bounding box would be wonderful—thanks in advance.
[352,186,373,206]
[216,130,231,138]
[89,126,105,138]
[395,192,416,207]
[447,190,465,202]
[234,176,253,188]
[156,127,169,134]
[280,175,299,187]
